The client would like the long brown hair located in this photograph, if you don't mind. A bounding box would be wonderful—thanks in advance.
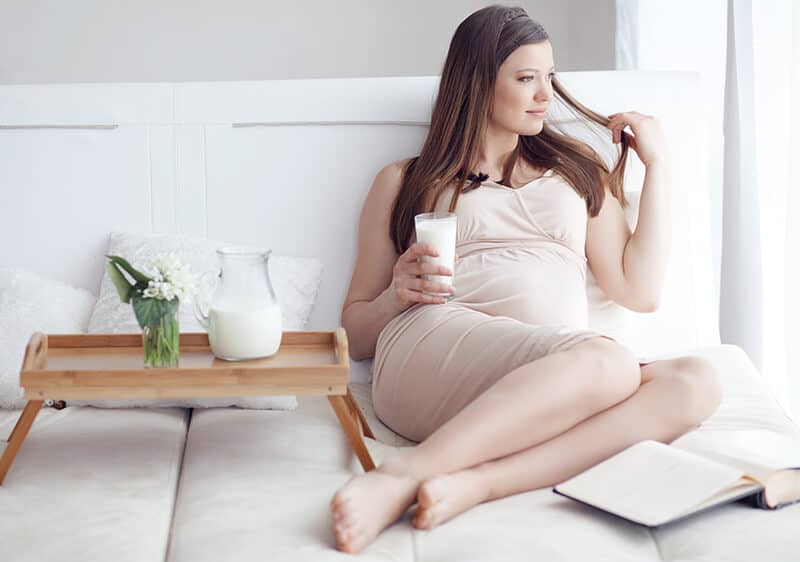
[390,4,631,255]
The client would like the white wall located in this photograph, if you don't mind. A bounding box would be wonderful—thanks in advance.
[0,0,615,85]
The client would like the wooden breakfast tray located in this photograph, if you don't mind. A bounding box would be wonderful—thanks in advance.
[0,329,375,485]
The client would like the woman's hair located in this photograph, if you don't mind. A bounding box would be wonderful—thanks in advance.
[389,4,631,255]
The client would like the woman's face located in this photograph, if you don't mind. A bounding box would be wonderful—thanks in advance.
[490,41,555,136]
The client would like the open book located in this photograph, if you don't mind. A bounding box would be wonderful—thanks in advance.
[553,440,800,527]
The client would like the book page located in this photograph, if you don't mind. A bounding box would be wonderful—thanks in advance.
[685,447,776,484]
[764,470,800,508]
[686,479,763,513]
[673,430,800,469]
[555,440,751,526]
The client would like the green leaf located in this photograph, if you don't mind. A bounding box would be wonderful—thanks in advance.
[107,262,135,303]
[132,295,179,328]
[105,255,151,285]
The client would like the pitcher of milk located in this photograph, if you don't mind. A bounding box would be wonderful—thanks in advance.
[193,247,283,361]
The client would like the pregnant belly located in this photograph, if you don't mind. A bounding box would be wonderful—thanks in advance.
[452,247,589,328]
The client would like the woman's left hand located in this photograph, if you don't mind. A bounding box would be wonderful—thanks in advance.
[607,111,669,167]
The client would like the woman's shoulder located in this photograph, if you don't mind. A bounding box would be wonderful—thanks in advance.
[364,158,415,213]
[379,157,415,179]
[373,157,416,193]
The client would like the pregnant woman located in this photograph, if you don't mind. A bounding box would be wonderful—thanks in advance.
[331,4,722,554]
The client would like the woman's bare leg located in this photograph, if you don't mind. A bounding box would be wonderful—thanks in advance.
[412,355,722,530]
[330,337,641,553]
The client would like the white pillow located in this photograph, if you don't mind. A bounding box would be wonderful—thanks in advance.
[88,231,321,335]
[76,231,324,410]
[0,268,96,410]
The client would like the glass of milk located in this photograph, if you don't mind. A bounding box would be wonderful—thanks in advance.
[193,247,283,361]
[414,211,457,299]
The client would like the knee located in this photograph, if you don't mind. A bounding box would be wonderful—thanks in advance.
[571,337,641,410]
[665,356,723,430]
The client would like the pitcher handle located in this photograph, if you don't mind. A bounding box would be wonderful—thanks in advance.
[192,270,218,331]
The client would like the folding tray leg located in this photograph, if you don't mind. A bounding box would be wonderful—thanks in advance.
[345,387,375,440]
[328,394,376,472]
[0,400,44,485]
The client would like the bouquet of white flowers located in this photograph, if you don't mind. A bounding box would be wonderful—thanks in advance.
[106,253,196,367]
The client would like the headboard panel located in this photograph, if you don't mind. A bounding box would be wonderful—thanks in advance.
[0,72,719,383]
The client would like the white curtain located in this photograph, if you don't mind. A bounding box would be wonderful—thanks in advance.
[614,0,728,324]
[721,0,800,419]
[616,0,800,419]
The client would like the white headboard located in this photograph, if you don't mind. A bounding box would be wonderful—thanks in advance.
[0,72,719,381]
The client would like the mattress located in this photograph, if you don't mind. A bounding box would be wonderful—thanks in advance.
[164,344,799,561]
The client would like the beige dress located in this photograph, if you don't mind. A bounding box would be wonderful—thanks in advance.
[371,169,613,442]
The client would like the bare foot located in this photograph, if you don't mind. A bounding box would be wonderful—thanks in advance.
[330,459,421,554]
[412,469,491,530]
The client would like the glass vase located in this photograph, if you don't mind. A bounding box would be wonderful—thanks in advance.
[134,297,180,368]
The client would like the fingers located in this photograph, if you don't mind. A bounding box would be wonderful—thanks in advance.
[406,277,455,295]
[397,287,449,305]
[607,113,630,144]
[404,243,458,261]
[607,114,621,143]
[396,257,452,278]
[612,127,631,145]
[391,243,457,308]
[403,243,440,262]
[607,111,655,136]
[395,270,455,300]
[415,261,453,276]
[405,243,459,263]
[608,110,647,121]
[401,243,454,276]
[608,116,635,144]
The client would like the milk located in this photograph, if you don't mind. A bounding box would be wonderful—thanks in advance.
[207,302,283,360]
[415,214,457,297]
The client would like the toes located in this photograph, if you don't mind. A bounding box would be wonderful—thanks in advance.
[411,509,422,528]
[335,525,353,547]
[345,531,369,555]
[334,514,356,529]
[330,497,352,520]
[337,526,366,554]
[417,482,434,509]
[335,533,352,553]
[332,509,359,549]
[331,476,359,506]
[417,477,444,509]
[330,503,349,526]
[335,516,358,533]
[331,489,350,508]
[412,507,435,530]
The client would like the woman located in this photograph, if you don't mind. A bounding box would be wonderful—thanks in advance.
[331,4,722,554]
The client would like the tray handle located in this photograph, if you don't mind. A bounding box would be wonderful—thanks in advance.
[334,327,349,367]
[22,332,48,370]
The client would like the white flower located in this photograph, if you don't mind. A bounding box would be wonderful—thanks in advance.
[141,254,197,301]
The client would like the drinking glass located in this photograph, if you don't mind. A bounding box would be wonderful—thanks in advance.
[414,212,457,299]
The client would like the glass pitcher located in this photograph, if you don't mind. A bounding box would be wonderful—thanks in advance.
[193,247,283,361]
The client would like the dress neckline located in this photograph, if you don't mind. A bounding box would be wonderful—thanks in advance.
[483,168,555,190]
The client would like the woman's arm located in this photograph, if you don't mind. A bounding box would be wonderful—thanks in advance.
[343,289,404,361]
[586,112,672,312]
[343,160,456,360]
[619,160,671,308]
[342,162,407,361]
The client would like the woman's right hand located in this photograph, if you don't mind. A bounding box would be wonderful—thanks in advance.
[386,243,456,311]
